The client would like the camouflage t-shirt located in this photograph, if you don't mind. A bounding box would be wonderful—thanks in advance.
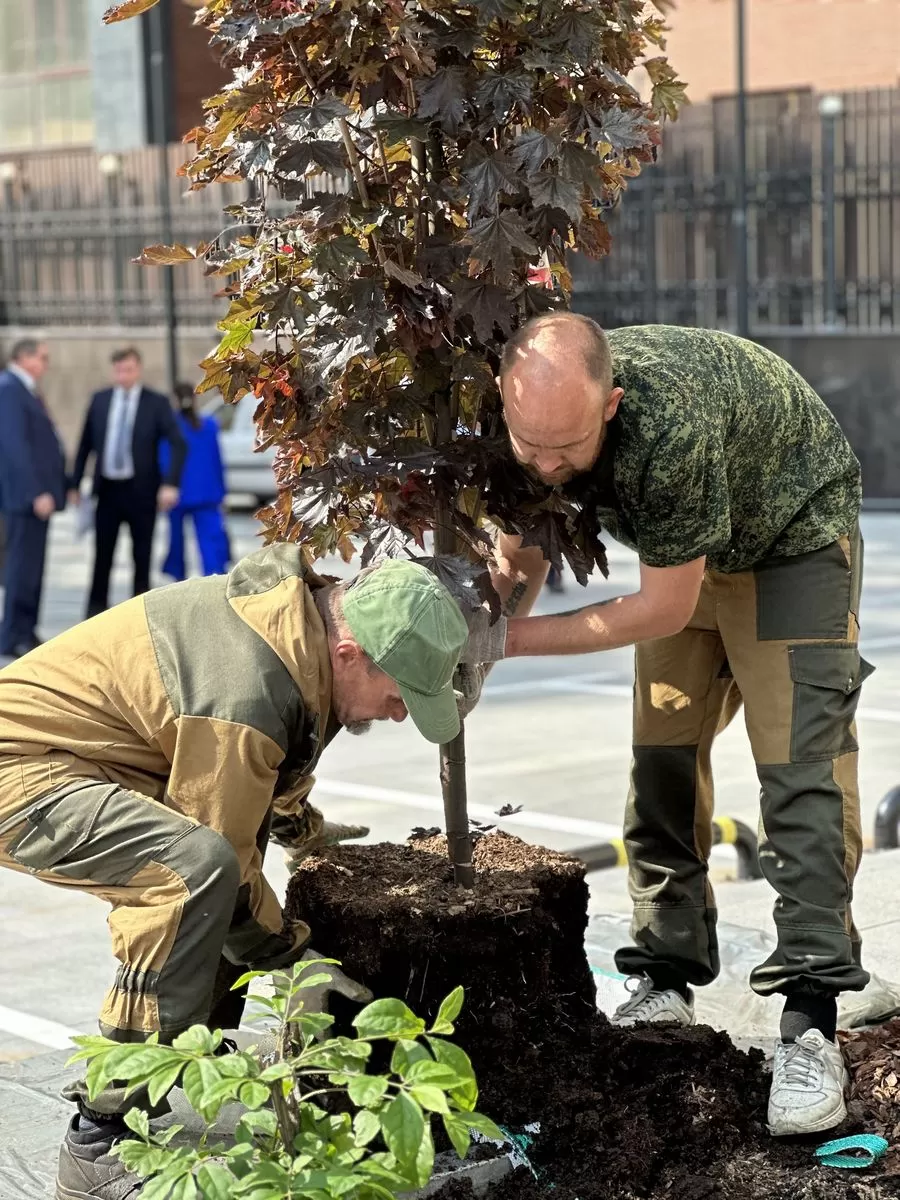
[567,326,861,573]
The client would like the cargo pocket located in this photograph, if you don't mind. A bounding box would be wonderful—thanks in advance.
[788,644,875,763]
[5,784,112,874]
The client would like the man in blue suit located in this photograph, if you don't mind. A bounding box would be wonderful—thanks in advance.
[70,348,186,617]
[0,338,67,658]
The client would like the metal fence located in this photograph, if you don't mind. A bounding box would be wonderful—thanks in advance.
[0,144,245,328]
[573,86,900,333]
[2,85,899,333]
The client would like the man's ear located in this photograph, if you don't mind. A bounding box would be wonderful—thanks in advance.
[605,387,624,422]
[332,639,364,667]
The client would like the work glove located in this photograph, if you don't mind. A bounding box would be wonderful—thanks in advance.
[454,661,488,720]
[283,820,370,872]
[460,606,508,664]
[283,950,374,1020]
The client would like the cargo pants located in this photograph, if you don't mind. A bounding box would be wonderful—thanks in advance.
[615,529,872,997]
[0,752,309,1115]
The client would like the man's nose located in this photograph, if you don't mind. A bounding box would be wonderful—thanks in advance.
[390,701,408,724]
[533,450,564,476]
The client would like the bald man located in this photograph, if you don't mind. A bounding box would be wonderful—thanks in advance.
[466,314,869,1137]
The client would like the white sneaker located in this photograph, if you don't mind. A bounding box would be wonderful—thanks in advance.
[767,1029,849,1136]
[611,973,695,1028]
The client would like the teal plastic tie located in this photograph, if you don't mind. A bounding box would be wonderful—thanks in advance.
[814,1134,889,1170]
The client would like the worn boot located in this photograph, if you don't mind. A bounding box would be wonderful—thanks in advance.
[55,1114,142,1199]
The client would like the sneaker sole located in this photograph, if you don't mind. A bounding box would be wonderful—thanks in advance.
[611,1013,695,1029]
[767,1070,849,1137]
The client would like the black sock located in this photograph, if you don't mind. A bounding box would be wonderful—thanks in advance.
[647,967,691,1002]
[780,993,838,1042]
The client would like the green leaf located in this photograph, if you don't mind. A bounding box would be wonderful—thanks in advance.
[172,1027,221,1055]
[411,1085,450,1115]
[215,323,255,359]
[238,1109,279,1138]
[239,1081,269,1109]
[353,1109,381,1147]
[380,1093,425,1174]
[229,970,268,992]
[181,1058,227,1120]
[258,1061,293,1083]
[413,1122,435,1188]
[146,1062,185,1108]
[353,998,426,1041]
[347,1075,390,1108]
[196,1162,234,1200]
[463,1111,505,1142]
[651,78,690,121]
[416,69,470,135]
[405,1061,462,1088]
[466,212,539,278]
[426,1038,478,1110]
[431,987,464,1035]
[390,1039,431,1076]
[123,1108,150,1140]
[442,1114,471,1162]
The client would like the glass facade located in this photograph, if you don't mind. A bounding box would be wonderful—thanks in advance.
[0,0,94,149]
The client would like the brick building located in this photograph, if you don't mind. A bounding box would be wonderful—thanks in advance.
[662,0,899,102]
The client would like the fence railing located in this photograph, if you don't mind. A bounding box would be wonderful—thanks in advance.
[573,86,900,334]
[2,85,899,333]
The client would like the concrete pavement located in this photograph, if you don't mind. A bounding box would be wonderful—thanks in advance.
[2,508,900,1187]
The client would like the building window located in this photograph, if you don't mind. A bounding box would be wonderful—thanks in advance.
[0,0,94,150]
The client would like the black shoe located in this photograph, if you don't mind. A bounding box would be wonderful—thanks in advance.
[55,1114,142,1199]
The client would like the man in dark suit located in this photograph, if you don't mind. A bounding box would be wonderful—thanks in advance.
[70,347,187,617]
[0,338,67,657]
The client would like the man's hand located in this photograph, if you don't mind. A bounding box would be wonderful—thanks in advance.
[33,493,56,520]
[283,950,373,1019]
[283,820,370,871]
[454,661,487,719]
[460,606,508,664]
[157,486,180,513]
[67,489,81,508]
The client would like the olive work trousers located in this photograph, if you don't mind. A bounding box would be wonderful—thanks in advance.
[615,528,873,998]
[0,751,306,1115]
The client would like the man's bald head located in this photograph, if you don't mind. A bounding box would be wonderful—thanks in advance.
[498,313,622,486]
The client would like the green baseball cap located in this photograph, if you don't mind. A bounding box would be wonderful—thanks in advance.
[342,560,468,744]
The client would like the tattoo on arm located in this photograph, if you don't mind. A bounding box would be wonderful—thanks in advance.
[502,578,529,617]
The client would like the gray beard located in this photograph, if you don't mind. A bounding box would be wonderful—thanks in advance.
[345,720,373,736]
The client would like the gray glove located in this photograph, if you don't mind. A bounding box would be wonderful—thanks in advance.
[460,607,508,664]
[283,820,370,871]
[283,950,374,1019]
[454,662,487,720]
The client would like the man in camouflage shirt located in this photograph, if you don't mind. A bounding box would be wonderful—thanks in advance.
[467,313,870,1137]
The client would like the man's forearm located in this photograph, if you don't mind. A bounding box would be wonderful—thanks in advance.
[505,591,683,657]
[491,533,548,618]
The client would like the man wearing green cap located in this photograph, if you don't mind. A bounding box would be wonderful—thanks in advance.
[0,544,468,1200]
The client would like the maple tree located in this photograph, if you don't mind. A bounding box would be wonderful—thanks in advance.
[106,0,685,884]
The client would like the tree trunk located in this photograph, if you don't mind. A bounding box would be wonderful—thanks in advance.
[439,726,475,888]
[434,488,475,887]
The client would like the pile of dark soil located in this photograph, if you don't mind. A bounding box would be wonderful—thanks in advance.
[286,833,900,1200]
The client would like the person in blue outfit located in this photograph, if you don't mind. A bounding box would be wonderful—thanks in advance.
[0,339,67,657]
[161,383,230,581]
